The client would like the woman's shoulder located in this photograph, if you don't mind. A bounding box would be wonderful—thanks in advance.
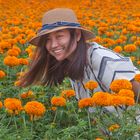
[88,42,124,59]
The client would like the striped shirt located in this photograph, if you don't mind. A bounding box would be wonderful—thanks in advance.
[70,42,140,100]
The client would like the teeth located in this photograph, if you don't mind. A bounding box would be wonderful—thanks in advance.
[53,48,64,53]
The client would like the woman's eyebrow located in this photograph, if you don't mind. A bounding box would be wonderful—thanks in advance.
[56,30,64,33]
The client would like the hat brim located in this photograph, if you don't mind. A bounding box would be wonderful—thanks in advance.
[29,26,95,46]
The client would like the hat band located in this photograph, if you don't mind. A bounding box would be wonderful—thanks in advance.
[39,21,81,32]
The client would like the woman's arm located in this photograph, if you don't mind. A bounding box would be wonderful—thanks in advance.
[131,80,140,102]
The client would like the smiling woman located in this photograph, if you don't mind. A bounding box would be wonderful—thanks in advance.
[45,29,81,61]
[18,8,140,101]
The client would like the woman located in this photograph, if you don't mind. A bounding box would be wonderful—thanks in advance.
[19,8,140,100]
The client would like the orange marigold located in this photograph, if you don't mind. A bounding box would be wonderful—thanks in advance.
[134,74,140,83]
[124,44,137,53]
[78,98,94,108]
[7,49,19,56]
[84,80,98,90]
[110,79,132,93]
[61,89,75,99]
[0,70,6,78]
[0,101,3,109]
[13,45,21,53]
[4,56,19,67]
[19,58,29,65]
[51,96,66,107]
[124,97,135,106]
[92,92,112,106]
[4,98,23,114]
[110,95,125,106]
[108,124,120,131]
[24,101,46,120]
[118,89,134,98]
[113,46,123,53]
[20,90,34,99]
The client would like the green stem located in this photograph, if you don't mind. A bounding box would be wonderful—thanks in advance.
[87,109,91,130]
[31,120,33,137]
[53,110,57,123]
[13,115,18,134]
[136,91,140,104]
[23,114,26,129]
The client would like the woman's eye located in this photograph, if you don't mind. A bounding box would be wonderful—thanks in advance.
[46,38,51,41]
[57,35,63,38]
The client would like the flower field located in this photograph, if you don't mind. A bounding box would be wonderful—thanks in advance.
[0,0,140,139]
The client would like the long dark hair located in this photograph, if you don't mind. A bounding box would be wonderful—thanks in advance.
[19,29,89,87]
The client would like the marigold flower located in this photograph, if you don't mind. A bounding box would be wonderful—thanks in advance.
[7,49,19,56]
[4,56,19,67]
[0,70,6,78]
[137,61,140,65]
[118,89,134,98]
[134,74,140,83]
[20,90,34,99]
[124,44,137,53]
[24,101,46,120]
[0,101,3,109]
[51,96,66,107]
[124,97,135,106]
[13,45,21,53]
[110,95,125,106]
[4,98,23,114]
[14,80,21,86]
[19,58,29,65]
[108,124,120,131]
[84,80,98,90]
[61,89,75,99]
[113,46,123,53]
[110,79,132,93]
[95,138,104,140]
[78,98,94,108]
[92,92,112,106]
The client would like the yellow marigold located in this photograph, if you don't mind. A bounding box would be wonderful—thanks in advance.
[51,96,66,107]
[113,46,123,53]
[4,98,23,114]
[4,56,19,67]
[134,74,140,83]
[61,89,75,99]
[118,89,134,98]
[0,101,3,109]
[14,80,21,86]
[124,44,137,53]
[78,98,94,108]
[92,92,112,106]
[110,79,132,93]
[24,101,46,119]
[84,80,98,90]
[130,56,136,62]
[108,124,120,131]
[0,70,6,78]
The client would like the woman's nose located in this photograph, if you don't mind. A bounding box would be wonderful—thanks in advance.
[51,38,59,48]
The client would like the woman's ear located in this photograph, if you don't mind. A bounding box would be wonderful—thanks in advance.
[75,29,81,42]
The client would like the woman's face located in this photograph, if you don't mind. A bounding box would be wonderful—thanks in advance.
[45,29,81,61]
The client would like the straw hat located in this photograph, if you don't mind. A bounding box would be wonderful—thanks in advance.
[29,8,95,46]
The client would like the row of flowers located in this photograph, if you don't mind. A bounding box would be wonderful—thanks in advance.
[0,77,139,121]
